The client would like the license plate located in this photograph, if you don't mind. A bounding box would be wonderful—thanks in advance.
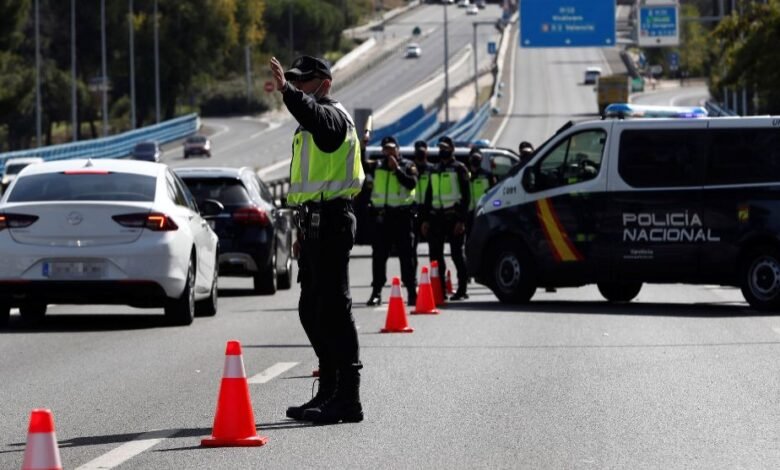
[43,261,105,279]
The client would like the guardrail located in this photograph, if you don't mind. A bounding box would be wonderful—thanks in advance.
[705,100,738,117]
[0,113,200,172]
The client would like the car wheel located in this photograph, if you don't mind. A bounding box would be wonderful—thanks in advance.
[196,261,218,317]
[0,303,10,328]
[19,303,47,324]
[741,245,780,311]
[597,281,642,302]
[488,239,536,304]
[277,250,293,290]
[165,257,195,325]
[254,252,277,295]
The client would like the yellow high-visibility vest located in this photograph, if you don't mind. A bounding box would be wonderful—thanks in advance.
[431,167,461,210]
[287,103,364,205]
[415,172,429,205]
[371,168,415,208]
[469,175,490,210]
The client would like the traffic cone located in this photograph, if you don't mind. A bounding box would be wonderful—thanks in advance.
[381,277,414,333]
[430,261,446,306]
[202,340,268,447]
[412,266,439,315]
[446,270,454,295]
[22,409,62,470]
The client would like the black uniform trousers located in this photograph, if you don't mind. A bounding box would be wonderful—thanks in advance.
[427,211,468,290]
[297,201,361,373]
[371,207,417,292]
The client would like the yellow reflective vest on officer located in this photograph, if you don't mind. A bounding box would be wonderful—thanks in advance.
[431,167,462,210]
[469,174,490,210]
[372,168,415,208]
[287,103,365,205]
[414,172,429,205]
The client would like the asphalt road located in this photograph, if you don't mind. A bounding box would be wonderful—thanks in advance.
[3,9,780,470]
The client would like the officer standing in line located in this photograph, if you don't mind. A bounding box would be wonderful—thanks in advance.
[466,148,497,235]
[421,136,471,301]
[269,55,364,424]
[365,135,418,307]
[411,140,433,254]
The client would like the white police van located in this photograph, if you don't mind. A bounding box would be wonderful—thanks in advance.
[466,116,780,310]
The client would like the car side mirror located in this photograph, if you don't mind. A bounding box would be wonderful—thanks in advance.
[199,198,224,218]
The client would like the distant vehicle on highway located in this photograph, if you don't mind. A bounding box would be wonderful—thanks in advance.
[457,0,470,7]
[584,66,602,85]
[0,159,221,327]
[183,135,212,159]
[466,4,479,14]
[404,43,422,59]
[1,157,43,193]
[175,166,294,295]
[131,141,161,162]
[476,0,486,8]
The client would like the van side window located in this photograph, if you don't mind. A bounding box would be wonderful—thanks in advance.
[618,130,702,187]
[530,130,605,192]
[707,129,780,185]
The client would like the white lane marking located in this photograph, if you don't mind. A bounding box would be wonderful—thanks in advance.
[257,158,292,178]
[248,362,299,384]
[249,120,285,139]
[74,429,179,470]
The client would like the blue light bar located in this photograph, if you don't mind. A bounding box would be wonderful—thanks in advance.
[604,103,708,119]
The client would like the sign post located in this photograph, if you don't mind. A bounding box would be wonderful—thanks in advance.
[637,0,679,47]
[520,0,615,48]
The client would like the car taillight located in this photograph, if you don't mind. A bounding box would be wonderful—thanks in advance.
[0,213,39,230]
[232,206,270,226]
[112,212,179,231]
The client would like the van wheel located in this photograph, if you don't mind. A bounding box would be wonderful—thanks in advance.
[597,281,642,302]
[489,240,536,303]
[741,246,780,311]
[19,303,47,323]
[165,258,195,325]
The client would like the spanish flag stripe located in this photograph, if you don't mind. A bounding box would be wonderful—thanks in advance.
[536,199,582,262]
[536,201,562,262]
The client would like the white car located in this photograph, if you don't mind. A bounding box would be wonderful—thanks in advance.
[466,4,479,14]
[404,43,422,58]
[2,157,44,192]
[0,159,221,327]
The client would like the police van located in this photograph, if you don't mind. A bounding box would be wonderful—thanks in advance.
[466,116,780,310]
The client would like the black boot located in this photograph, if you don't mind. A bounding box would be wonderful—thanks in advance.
[450,287,469,301]
[366,288,382,306]
[303,368,363,424]
[286,368,337,420]
[407,288,417,307]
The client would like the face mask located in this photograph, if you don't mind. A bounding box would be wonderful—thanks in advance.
[439,149,453,160]
[414,150,426,160]
[307,79,324,99]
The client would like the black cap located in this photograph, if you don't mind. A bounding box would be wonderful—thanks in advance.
[284,55,332,81]
[519,141,533,151]
[381,136,398,148]
[414,140,428,150]
[437,136,454,149]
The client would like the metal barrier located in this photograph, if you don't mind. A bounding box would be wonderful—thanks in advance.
[705,101,738,117]
[266,175,291,207]
[0,113,200,172]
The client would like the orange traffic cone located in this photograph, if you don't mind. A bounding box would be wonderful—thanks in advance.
[381,277,414,333]
[446,270,454,295]
[430,260,446,306]
[412,266,439,315]
[202,340,268,447]
[22,409,62,470]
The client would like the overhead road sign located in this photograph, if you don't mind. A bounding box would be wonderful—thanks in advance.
[520,0,616,48]
[637,0,679,47]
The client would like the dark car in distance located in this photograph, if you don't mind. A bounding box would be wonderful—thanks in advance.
[131,141,161,162]
[175,167,294,295]
[183,135,212,159]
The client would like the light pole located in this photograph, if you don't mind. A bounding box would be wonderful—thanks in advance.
[71,0,78,141]
[35,0,42,147]
[443,2,450,126]
[472,21,496,113]
[101,0,109,136]
[129,0,136,129]
[154,0,161,123]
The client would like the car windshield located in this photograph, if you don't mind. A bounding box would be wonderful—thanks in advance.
[135,143,156,151]
[187,136,206,143]
[7,173,157,202]
[180,178,251,205]
[4,163,29,176]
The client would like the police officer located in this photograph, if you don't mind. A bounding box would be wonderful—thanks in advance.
[270,55,364,424]
[467,148,496,235]
[366,135,418,307]
[518,141,535,166]
[421,136,471,301]
[411,140,433,254]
